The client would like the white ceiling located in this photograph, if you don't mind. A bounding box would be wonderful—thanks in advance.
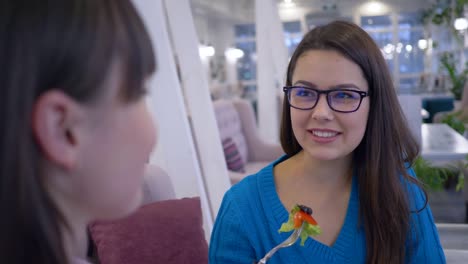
[190,0,433,22]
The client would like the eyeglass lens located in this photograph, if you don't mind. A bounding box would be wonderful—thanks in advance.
[288,87,363,112]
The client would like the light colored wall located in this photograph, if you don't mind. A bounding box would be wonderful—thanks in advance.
[192,9,237,92]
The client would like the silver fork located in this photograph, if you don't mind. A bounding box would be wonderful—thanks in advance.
[256,222,305,264]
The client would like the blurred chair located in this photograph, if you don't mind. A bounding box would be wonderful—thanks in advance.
[423,97,455,123]
[89,164,208,264]
[213,99,284,184]
[142,163,176,204]
[437,223,468,263]
[433,82,468,123]
[432,83,468,223]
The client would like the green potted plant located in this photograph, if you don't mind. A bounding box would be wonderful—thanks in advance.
[440,110,467,134]
[414,156,465,191]
[439,52,468,100]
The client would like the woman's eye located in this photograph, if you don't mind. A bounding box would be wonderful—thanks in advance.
[295,89,314,97]
[333,91,357,99]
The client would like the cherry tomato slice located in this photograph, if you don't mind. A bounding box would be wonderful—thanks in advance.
[293,211,304,228]
[299,211,318,226]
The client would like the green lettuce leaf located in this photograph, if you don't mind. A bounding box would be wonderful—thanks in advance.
[278,205,322,246]
[299,223,322,246]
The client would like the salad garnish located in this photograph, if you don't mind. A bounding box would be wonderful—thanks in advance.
[278,204,321,246]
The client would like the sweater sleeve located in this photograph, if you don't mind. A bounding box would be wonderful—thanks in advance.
[209,190,255,264]
[406,168,446,264]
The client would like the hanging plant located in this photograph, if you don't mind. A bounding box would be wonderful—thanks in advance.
[439,52,468,100]
[421,0,468,44]
[422,0,468,23]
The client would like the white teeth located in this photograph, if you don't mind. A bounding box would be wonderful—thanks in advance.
[312,130,338,138]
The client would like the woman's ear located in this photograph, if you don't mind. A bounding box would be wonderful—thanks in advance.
[32,90,86,170]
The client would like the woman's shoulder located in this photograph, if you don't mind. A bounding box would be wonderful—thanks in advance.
[227,163,273,198]
[222,157,283,213]
[401,165,428,212]
[229,156,286,193]
[402,165,422,189]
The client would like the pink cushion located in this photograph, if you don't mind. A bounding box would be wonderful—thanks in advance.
[222,137,245,173]
[89,197,207,264]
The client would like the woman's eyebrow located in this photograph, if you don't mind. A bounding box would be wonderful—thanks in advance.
[333,83,362,90]
[293,80,362,91]
[292,80,317,87]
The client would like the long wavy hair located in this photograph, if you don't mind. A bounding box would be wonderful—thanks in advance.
[0,0,155,263]
[280,21,423,263]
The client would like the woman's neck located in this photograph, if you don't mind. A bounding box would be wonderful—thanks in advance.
[45,171,90,262]
[274,150,354,214]
[62,219,89,263]
[290,150,352,188]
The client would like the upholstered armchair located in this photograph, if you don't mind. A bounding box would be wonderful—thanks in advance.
[141,164,176,203]
[433,82,468,124]
[213,99,284,184]
[88,164,208,263]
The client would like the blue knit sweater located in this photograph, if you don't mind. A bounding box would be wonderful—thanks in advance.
[209,157,446,263]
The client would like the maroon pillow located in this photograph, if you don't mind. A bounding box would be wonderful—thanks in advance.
[222,137,245,173]
[89,197,208,264]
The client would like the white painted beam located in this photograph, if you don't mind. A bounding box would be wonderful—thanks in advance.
[255,0,289,144]
[164,0,231,219]
[132,0,214,235]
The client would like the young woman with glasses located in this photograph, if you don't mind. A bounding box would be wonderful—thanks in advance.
[210,21,445,264]
[0,1,157,263]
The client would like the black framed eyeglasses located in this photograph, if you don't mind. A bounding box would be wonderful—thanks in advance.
[283,86,369,113]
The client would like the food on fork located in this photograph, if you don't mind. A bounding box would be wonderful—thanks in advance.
[278,204,321,246]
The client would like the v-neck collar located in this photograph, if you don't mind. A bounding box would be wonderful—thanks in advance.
[259,156,359,263]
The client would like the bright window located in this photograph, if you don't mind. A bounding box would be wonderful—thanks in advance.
[234,21,303,100]
[361,12,426,94]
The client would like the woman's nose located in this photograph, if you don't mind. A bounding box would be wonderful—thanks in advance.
[311,95,334,121]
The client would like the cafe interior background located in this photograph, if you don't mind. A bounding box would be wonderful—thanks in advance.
[132,0,468,260]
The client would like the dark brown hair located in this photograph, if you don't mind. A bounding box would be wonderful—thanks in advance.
[0,0,155,263]
[280,21,423,263]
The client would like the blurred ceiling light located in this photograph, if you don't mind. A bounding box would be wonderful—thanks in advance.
[381,50,394,60]
[454,18,468,31]
[225,48,244,60]
[383,43,394,54]
[364,1,385,14]
[281,0,295,8]
[199,44,215,58]
[250,53,257,61]
[405,44,413,52]
[418,39,428,50]
[396,42,403,54]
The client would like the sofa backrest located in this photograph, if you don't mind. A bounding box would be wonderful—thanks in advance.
[90,165,208,264]
[142,164,176,205]
[213,99,249,163]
